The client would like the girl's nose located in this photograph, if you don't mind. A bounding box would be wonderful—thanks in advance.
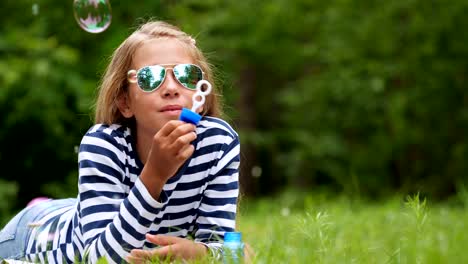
[160,69,180,97]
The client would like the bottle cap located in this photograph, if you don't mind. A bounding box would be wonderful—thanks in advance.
[224,232,242,242]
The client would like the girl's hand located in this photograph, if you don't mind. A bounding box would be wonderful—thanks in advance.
[140,120,196,199]
[148,120,196,181]
[126,234,207,263]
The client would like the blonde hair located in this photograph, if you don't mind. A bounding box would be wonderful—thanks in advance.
[94,20,222,125]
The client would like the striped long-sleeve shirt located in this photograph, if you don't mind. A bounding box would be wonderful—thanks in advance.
[24,116,240,263]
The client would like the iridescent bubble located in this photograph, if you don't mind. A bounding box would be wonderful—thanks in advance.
[73,0,112,34]
[32,3,39,16]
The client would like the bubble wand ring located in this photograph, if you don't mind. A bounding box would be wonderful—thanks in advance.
[179,80,212,124]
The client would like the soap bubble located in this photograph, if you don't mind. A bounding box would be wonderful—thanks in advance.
[32,3,39,16]
[73,0,112,34]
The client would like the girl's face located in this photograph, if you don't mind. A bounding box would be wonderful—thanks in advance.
[122,38,198,136]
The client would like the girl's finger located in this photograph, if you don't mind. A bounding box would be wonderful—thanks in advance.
[146,234,185,246]
[129,249,153,258]
[125,255,147,264]
[158,120,185,137]
[166,123,196,142]
[170,132,197,151]
[177,144,195,161]
[133,245,174,260]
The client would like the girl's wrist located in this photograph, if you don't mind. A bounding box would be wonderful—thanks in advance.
[140,165,166,199]
[193,241,209,258]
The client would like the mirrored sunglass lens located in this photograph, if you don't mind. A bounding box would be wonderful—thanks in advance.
[137,66,165,91]
[173,64,203,90]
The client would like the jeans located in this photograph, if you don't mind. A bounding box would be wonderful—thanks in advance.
[0,198,76,261]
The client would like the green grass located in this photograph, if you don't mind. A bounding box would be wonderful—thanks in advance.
[102,191,467,264]
[5,190,466,264]
[236,191,468,264]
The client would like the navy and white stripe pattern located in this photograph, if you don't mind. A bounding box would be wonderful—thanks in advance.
[24,116,240,263]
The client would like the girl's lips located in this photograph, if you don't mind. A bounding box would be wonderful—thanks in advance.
[160,105,183,112]
[160,105,183,116]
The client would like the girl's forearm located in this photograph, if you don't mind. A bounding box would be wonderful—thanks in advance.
[139,163,166,200]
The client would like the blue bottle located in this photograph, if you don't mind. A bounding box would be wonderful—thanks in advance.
[223,232,244,264]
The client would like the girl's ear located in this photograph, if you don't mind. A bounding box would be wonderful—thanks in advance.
[117,94,134,118]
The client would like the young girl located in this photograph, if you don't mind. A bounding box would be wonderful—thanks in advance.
[0,20,240,263]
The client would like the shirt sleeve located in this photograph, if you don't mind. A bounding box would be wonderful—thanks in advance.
[78,130,168,264]
[194,133,240,258]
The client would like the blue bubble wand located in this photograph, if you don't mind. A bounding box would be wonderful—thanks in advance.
[179,80,212,125]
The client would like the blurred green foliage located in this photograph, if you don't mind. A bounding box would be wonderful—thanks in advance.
[0,179,18,226]
[0,0,467,217]
[181,0,468,199]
